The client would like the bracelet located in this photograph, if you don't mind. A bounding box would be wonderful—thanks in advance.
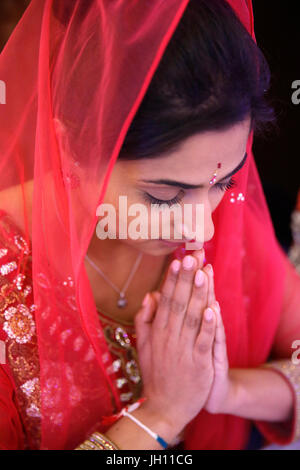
[100,397,147,427]
[119,401,169,449]
[75,431,119,450]
[76,398,169,450]
[260,359,300,442]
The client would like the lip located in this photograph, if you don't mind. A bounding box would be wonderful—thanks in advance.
[158,239,185,246]
[184,240,204,250]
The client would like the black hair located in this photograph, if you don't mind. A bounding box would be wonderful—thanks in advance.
[118,0,277,161]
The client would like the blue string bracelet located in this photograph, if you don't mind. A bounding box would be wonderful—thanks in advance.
[120,402,169,449]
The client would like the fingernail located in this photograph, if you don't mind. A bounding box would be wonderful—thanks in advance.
[183,255,194,270]
[142,293,150,307]
[195,269,205,287]
[206,264,214,276]
[195,248,205,262]
[205,308,213,321]
[171,259,181,273]
[215,301,220,311]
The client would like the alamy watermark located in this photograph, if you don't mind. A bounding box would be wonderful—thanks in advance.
[95,196,205,250]
[0,80,6,104]
[291,80,300,105]
[292,339,300,365]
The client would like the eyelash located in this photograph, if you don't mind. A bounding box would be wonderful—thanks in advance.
[214,176,237,193]
[143,177,237,207]
[142,192,184,208]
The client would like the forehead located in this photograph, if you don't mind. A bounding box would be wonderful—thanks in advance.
[121,117,251,182]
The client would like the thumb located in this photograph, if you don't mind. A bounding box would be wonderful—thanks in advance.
[141,292,156,323]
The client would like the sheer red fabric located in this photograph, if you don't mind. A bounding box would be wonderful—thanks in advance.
[0,0,299,450]
[0,365,25,450]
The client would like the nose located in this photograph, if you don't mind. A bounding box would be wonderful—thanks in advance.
[175,198,215,244]
[203,203,215,243]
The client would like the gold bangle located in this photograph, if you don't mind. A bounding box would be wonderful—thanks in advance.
[261,359,300,442]
[75,431,119,450]
[75,439,105,450]
[91,431,119,450]
[76,441,105,450]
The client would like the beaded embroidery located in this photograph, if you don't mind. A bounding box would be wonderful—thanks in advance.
[0,211,41,449]
[3,304,36,344]
[0,210,146,449]
[97,310,143,405]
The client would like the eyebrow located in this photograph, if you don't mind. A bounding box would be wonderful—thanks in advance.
[140,152,248,189]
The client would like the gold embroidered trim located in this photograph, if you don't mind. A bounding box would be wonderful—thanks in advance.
[98,313,143,404]
[0,212,41,449]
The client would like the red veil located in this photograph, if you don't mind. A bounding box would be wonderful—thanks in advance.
[0,0,298,450]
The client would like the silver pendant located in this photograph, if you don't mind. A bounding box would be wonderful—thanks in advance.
[117,292,128,308]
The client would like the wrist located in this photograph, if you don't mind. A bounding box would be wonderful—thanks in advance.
[136,400,186,444]
[219,369,241,415]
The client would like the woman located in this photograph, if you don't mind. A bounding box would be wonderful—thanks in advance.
[0,0,300,450]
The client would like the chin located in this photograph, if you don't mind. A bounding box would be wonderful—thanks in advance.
[138,241,184,256]
[147,246,179,256]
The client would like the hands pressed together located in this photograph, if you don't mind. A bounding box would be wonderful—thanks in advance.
[134,249,235,432]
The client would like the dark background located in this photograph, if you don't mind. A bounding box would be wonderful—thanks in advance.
[252,1,300,252]
[0,0,299,251]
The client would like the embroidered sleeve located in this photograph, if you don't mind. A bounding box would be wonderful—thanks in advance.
[0,210,41,449]
[254,360,300,446]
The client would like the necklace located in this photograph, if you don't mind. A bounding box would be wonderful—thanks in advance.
[85,251,143,308]
[97,305,135,327]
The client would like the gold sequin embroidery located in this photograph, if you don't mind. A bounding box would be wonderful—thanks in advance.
[0,212,41,449]
[97,312,143,405]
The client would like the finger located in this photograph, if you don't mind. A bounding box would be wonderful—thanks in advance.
[179,268,209,352]
[202,264,216,307]
[211,301,228,368]
[135,293,156,351]
[193,307,216,360]
[148,291,162,324]
[143,293,157,323]
[192,248,205,270]
[153,259,180,329]
[151,291,161,310]
[167,255,197,338]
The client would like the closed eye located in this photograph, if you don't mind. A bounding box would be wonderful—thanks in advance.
[142,177,237,207]
[213,176,237,192]
[142,190,184,207]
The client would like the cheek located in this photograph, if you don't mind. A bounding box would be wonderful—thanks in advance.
[105,189,153,238]
[209,189,226,212]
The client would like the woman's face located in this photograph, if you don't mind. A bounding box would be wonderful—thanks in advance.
[98,116,252,256]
